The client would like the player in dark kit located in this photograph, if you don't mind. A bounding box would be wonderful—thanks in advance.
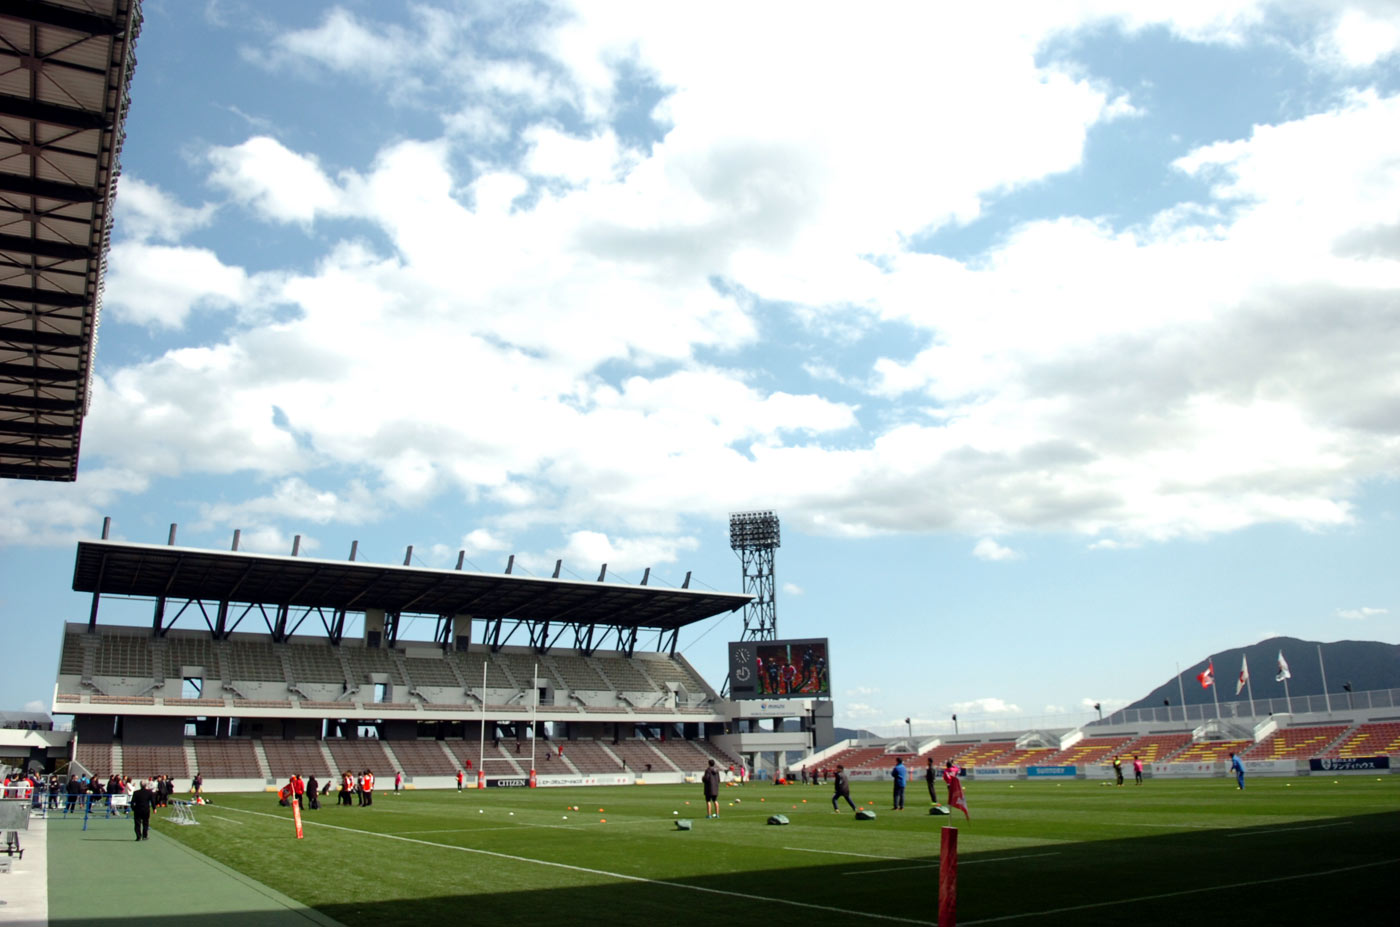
[702,760,721,818]
[131,779,153,840]
[832,764,856,812]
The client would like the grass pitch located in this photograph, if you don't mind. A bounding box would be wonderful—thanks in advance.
[150,777,1398,926]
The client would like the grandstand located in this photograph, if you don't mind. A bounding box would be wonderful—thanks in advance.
[1329,721,1400,758]
[48,535,761,788]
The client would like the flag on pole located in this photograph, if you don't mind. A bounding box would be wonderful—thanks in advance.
[1196,661,1214,689]
[1236,655,1250,695]
[945,769,970,820]
[1276,650,1291,682]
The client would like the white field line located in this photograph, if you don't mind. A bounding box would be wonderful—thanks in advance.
[843,853,1060,877]
[783,847,910,860]
[1224,821,1349,837]
[961,858,1400,925]
[214,805,938,925]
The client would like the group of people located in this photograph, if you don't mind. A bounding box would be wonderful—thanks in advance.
[1110,755,1146,785]
[755,647,829,696]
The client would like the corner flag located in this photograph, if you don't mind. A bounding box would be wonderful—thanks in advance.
[1236,655,1250,695]
[1276,650,1291,682]
[1196,661,1214,689]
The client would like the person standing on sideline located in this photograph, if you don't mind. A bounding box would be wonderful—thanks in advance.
[457,768,465,791]
[702,759,721,818]
[394,770,403,793]
[925,758,938,804]
[307,775,320,810]
[131,779,154,841]
[832,764,856,812]
[891,757,908,810]
[1112,755,1124,786]
[1229,752,1245,790]
[1133,755,1144,785]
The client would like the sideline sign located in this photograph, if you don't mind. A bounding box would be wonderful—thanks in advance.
[1310,756,1389,772]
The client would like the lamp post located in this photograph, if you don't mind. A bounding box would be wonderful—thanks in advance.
[905,717,912,741]
[1094,702,1102,722]
[1343,682,1353,710]
[951,713,958,735]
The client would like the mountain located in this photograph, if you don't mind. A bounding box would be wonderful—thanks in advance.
[1126,636,1400,711]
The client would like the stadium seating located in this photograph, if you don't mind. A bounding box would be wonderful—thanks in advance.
[263,739,334,779]
[285,644,349,686]
[325,739,395,779]
[1047,737,1131,767]
[552,740,622,774]
[953,741,1016,767]
[1166,739,1252,763]
[400,656,460,688]
[998,748,1058,767]
[917,743,969,767]
[806,745,886,773]
[192,739,263,779]
[383,740,458,777]
[121,745,189,778]
[1114,732,1192,764]
[92,632,153,677]
[1327,722,1400,758]
[74,742,112,776]
[610,738,672,773]
[1243,724,1347,760]
[648,737,718,773]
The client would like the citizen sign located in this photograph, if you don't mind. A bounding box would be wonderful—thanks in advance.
[486,777,530,788]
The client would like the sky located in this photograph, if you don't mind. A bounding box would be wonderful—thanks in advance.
[3,0,1400,737]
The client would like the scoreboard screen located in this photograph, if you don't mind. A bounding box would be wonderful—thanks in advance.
[728,638,830,700]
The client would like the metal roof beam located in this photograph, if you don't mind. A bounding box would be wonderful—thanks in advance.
[0,284,89,308]
[0,234,94,261]
[0,420,77,438]
[0,0,126,36]
[0,94,109,131]
[0,328,85,348]
[0,362,82,381]
[0,462,68,479]
[1,394,79,412]
[0,443,70,459]
[0,174,101,204]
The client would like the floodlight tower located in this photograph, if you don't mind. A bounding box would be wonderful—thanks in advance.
[729,510,780,641]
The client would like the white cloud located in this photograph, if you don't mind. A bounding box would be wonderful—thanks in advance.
[972,538,1020,562]
[950,697,1022,714]
[115,177,216,243]
[207,136,350,224]
[782,582,804,596]
[1336,606,1388,620]
[22,2,1396,559]
[23,700,46,714]
[103,242,254,328]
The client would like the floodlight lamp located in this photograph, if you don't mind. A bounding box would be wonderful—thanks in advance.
[728,510,780,550]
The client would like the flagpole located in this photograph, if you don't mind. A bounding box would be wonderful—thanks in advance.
[1175,663,1187,722]
[1317,645,1331,716]
[1245,672,1256,720]
[479,660,487,778]
[530,662,539,774]
[1209,657,1221,720]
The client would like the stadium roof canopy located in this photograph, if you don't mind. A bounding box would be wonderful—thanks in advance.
[0,0,142,481]
[73,540,751,644]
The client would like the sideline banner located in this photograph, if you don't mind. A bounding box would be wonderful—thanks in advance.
[534,775,633,787]
[485,777,530,788]
[1026,766,1077,778]
[1310,756,1389,772]
[1241,759,1297,773]
[968,767,1018,778]
[1159,762,1220,777]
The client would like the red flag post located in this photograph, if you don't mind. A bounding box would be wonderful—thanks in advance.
[291,794,304,839]
[939,825,958,927]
